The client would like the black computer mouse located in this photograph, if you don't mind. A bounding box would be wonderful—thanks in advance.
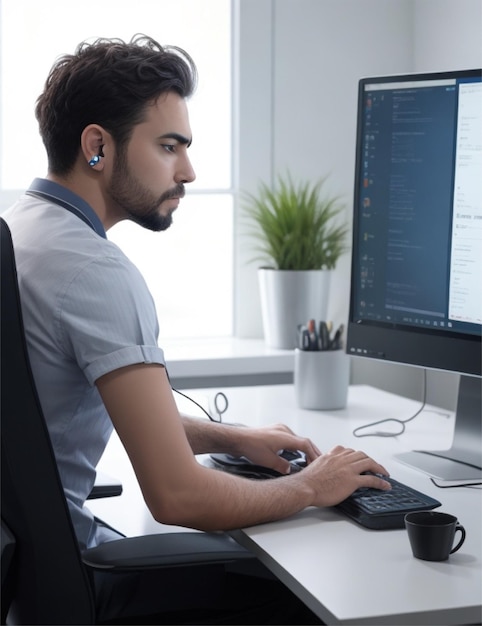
[209,449,307,479]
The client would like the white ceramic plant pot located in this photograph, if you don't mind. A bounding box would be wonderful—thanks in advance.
[258,268,331,349]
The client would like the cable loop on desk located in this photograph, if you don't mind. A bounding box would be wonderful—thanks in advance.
[352,369,427,439]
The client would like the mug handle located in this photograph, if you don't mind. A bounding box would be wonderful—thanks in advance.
[450,523,466,554]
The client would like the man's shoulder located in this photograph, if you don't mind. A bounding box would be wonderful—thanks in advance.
[5,199,148,303]
[5,198,125,264]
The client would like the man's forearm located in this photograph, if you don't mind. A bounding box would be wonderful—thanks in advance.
[181,414,244,456]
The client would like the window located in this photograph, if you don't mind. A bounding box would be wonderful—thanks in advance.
[0,0,233,339]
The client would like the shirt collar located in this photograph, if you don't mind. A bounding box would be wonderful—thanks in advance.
[27,178,107,239]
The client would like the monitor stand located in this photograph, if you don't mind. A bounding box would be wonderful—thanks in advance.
[396,375,482,481]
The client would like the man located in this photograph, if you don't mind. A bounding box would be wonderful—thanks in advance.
[4,35,390,623]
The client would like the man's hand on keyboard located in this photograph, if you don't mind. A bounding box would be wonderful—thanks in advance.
[301,445,392,507]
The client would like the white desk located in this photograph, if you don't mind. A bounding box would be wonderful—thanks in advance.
[91,385,482,625]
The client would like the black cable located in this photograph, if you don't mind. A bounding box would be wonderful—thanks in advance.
[171,386,218,422]
[165,366,218,422]
[352,369,428,438]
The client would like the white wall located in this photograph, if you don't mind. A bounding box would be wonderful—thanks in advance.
[235,0,415,340]
[235,0,481,407]
[413,0,482,72]
[272,0,413,326]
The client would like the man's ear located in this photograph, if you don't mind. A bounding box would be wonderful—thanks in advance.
[81,124,110,170]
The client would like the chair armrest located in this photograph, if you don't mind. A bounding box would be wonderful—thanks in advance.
[82,532,253,571]
[87,471,123,499]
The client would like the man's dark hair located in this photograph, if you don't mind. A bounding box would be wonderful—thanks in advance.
[35,34,197,175]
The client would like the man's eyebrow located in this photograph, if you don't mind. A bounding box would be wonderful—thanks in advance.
[159,132,192,147]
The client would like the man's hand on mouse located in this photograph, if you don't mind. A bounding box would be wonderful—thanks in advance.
[230,423,321,475]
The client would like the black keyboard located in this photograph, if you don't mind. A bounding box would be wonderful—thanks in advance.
[335,476,441,530]
[208,452,441,530]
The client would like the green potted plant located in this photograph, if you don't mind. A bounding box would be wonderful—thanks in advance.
[243,174,348,348]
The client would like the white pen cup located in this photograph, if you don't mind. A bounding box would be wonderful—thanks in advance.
[294,348,350,410]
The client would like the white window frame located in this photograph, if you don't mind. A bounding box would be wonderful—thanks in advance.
[232,0,274,339]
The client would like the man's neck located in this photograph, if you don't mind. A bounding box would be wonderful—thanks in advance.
[46,172,119,231]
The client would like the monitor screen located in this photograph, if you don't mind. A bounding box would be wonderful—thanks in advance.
[347,68,481,480]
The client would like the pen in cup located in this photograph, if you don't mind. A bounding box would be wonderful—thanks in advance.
[330,323,344,350]
[308,319,317,349]
[318,320,330,350]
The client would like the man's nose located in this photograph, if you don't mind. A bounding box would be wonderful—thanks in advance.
[176,155,196,184]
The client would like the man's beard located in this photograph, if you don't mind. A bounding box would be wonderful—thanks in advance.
[108,148,184,232]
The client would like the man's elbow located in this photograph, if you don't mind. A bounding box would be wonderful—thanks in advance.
[145,488,220,532]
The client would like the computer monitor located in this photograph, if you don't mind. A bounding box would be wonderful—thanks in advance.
[347,68,482,481]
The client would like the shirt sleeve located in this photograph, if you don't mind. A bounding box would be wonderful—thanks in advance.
[57,252,165,385]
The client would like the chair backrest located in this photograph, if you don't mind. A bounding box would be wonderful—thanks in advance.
[1,218,96,624]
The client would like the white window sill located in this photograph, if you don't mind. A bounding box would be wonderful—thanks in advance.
[162,337,294,385]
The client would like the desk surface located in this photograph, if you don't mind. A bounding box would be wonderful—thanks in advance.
[92,384,482,626]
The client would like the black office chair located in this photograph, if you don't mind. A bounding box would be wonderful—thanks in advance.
[0,217,253,625]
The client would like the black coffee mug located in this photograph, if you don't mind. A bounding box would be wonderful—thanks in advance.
[404,511,466,561]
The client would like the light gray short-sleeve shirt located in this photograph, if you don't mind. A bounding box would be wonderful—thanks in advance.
[4,180,166,549]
